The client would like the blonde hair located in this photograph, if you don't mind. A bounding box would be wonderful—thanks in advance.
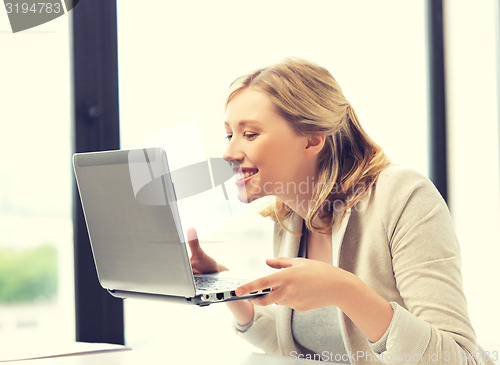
[226,58,390,234]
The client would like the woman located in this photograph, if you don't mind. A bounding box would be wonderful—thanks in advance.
[187,59,495,364]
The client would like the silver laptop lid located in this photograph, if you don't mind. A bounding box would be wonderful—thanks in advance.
[73,147,196,298]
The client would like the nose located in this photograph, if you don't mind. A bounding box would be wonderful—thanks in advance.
[223,140,244,169]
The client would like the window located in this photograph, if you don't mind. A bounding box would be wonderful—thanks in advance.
[0,13,74,343]
[117,0,428,347]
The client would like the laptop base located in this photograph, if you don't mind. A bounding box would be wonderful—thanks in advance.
[108,288,268,307]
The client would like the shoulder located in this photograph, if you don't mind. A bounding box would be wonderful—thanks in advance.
[363,164,450,228]
[376,164,432,190]
[373,164,444,205]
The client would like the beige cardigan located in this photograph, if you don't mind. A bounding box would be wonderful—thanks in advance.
[234,165,494,365]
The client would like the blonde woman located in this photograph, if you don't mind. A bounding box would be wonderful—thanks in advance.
[187,59,494,364]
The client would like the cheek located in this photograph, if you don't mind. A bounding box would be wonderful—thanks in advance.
[249,134,305,179]
[261,137,295,161]
[259,151,299,185]
[256,145,285,174]
[268,141,303,167]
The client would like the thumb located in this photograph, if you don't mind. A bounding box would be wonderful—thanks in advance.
[266,257,296,269]
[186,227,203,256]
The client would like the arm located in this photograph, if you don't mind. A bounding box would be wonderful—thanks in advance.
[379,171,487,364]
[336,274,394,343]
[226,300,254,327]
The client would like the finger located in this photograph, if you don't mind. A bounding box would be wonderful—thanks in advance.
[236,272,282,297]
[266,257,296,269]
[186,227,203,255]
[249,288,284,307]
[217,263,229,272]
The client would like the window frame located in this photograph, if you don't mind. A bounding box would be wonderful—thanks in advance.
[71,0,124,345]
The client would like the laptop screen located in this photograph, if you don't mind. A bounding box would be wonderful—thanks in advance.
[73,148,195,298]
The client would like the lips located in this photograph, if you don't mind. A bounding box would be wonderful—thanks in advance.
[235,167,259,186]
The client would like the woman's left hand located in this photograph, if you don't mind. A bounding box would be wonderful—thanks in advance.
[235,257,356,311]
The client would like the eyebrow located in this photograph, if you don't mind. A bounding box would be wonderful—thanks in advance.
[224,120,263,129]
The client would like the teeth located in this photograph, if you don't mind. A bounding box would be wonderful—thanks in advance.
[236,170,256,181]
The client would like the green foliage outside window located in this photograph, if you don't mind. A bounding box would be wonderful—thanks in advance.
[0,244,58,303]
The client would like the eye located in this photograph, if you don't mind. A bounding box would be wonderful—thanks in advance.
[225,134,233,141]
[244,132,258,140]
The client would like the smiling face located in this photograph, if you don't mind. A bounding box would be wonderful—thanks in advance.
[223,88,318,204]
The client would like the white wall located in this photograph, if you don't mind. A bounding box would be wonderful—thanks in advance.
[444,0,500,350]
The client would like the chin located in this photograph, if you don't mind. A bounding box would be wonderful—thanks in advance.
[237,189,262,203]
[237,192,254,203]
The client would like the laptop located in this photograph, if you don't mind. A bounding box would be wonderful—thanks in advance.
[73,147,270,306]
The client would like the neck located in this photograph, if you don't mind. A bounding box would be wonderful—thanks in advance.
[280,192,311,221]
[279,185,334,236]
[277,172,320,225]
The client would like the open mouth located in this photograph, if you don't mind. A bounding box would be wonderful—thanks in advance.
[235,168,259,185]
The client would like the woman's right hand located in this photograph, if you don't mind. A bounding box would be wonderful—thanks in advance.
[188,228,253,326]
[187,227,228,274]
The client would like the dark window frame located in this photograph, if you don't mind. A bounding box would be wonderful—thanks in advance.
[71,0,124,345]
[427,0,448,202]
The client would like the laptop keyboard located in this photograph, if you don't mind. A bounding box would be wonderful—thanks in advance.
[194,276,248,292]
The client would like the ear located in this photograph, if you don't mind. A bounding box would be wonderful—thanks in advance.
[304,134,326,156]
